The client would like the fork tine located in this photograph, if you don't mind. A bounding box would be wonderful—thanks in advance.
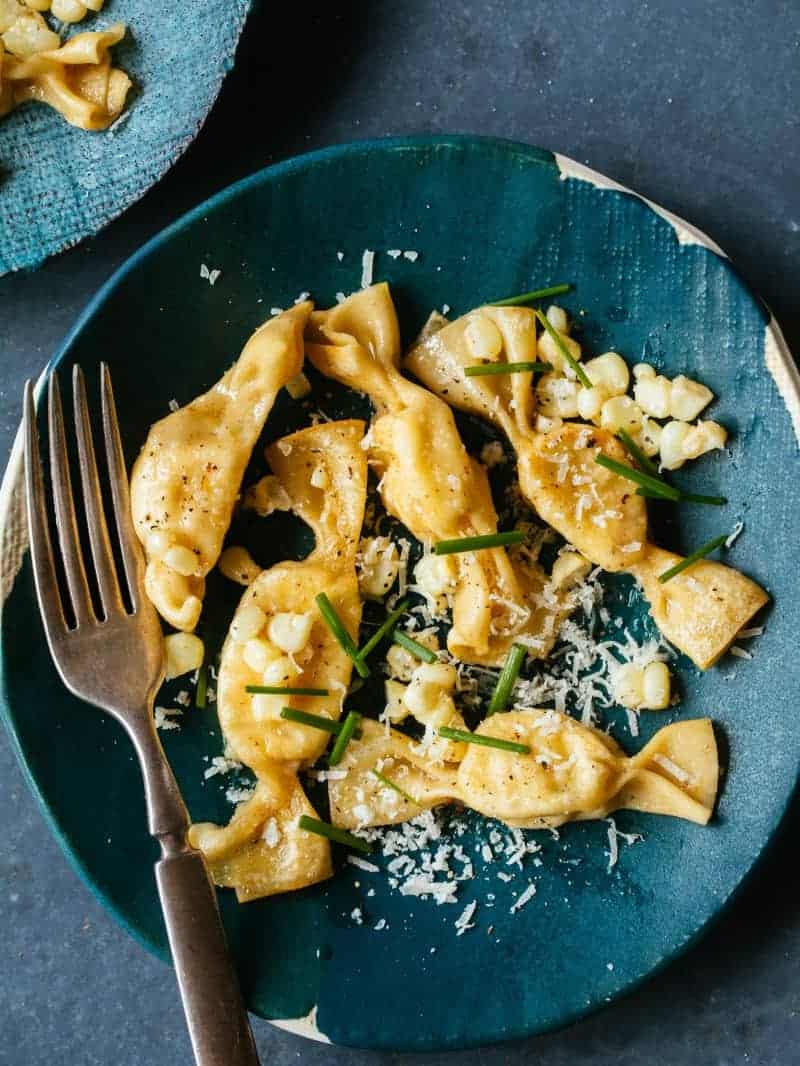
[48,374,95,626]
[72,365,123,618]
[23,381,66,635]
[100,363,145,611]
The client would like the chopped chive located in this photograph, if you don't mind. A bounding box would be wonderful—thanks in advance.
[393,630,438,663]
[616,429,660,478]
[487,643,527,715]
[464,361,551,377]
[279,707,362,738]
[370,768,419,806]
[328,711,361,765]
[595,453,681,501]
[533,308,592,388]
[433,530,525,555]
[489,282,572,306]
[316,592,369,678]
[195,664,208,709]
[679,492,728,506]
[246,685,330,696]
[438,726,531,755]
[635,487,669,499]
[298,814,372,854]
[356,598,410,660]
[658,535,728,584]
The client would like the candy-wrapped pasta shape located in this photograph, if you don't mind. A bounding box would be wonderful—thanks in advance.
[217,420,367,769]
[305,285,582,666]
[1,24,131,129]
[329,710,718,832]
[406,306,768,668]
[328,719,460,830]
[188,768,332,903]
[130,303,310,631]
[189,420,367,901]
[457,710,718,828]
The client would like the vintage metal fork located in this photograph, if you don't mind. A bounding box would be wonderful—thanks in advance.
[23,365,260,1066]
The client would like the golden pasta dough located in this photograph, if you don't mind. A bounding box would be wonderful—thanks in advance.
[406,306,768,668]
[329,709,718,832]
[188,420,368,902]
[306,285,585,666]
[130,304,310,632]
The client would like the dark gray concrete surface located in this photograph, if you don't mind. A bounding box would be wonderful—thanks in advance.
[2,3,799,1063]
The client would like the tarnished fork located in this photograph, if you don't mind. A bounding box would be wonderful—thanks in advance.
[23,365,260,1066]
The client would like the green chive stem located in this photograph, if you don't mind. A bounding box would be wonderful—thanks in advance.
[392,630,438,663]
[195,664,208,709]
[433,530,525,555]
[658,535,728,584]
[279,707,362,738]
[371,768,419,806]
[246,685,329,696]
[464,361,551,377]
[680,492,728,506]
[328,711,361,765]
[356,598,410,660]
[595,453,680,501]
[438,726,531,755]
[487,643,527,715]
[489,283,572,306]
[616,429,660,478]
[316,592,369,678]
[533,308,592,388]
[297,815,372,854]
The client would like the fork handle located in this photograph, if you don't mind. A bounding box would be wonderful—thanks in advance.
[155,839,261,1066]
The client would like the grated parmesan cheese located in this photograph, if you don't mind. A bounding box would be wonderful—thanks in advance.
[403,250,419,262]
[204,755,242,780]
[652,753,691,785]
[725,521,744,548]
[510,882,537,913]
[361,250,375,288]
[454,900,477,935]
[729,645,753,660]
[154,706,181,731]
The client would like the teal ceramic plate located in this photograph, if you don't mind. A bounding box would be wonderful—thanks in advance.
[0,0,252,276]
[1,137,799,1052]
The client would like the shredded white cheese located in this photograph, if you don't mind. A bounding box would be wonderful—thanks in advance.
[361,249,375,288]
[510,882,537,913]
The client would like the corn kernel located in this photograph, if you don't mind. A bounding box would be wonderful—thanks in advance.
[404,662,458,727]
[414,554,456,610]
[634,374,672,418]
[584,352,629,395]
[642,661,671,709]
[545,305,569,333]
[576,383,609,421]
[599,395,644,434]
[538,330,583,376]
[536,372,579,418]
[268,612,313,654]
[659,421,692,470]
[51,0,85,19]
[219,546,261,586]
[262,655,300,685]
[636,417,662,457]
[164,633,204,680]
[386,643,417,681]
[632,362,656,380]
[358,537,400,599]
[2,8,59,53]
[669,375,714,421]
[243,475,291,517]
[163,544,200,577]
[464,313,503,360]
[612,663,645,709]
[550,551,591,591]
[384,680,409,722]
[682,420,727,460]
[242,638,280,673]
[230,603,267,643]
